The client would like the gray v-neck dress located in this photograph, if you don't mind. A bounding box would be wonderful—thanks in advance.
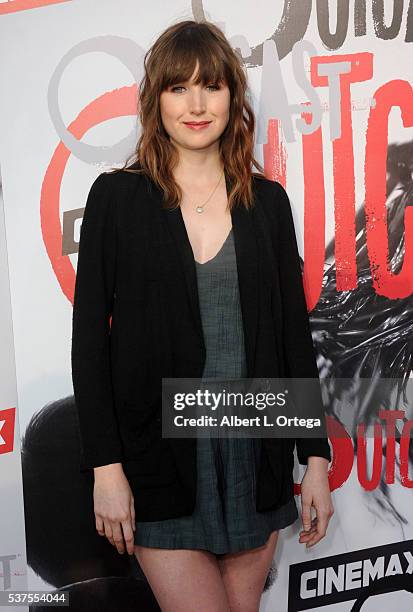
[134,228,298,554]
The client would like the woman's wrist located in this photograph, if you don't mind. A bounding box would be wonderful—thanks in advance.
[306,456,329,469]
[93,462,124,478]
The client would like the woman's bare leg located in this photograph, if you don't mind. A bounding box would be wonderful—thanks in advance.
[134,544,230,612]
[216,530,279,612]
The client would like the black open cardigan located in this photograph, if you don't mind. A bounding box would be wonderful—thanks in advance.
[71,169,331,521]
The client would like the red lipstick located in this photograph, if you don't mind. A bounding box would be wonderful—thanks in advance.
[183,121,211,130]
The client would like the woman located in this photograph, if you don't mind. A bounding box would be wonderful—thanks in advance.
[71,19,334,612]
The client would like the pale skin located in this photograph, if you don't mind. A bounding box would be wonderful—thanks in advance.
[93,60,334,610]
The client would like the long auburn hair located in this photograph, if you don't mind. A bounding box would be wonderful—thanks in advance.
[110,19,266,210]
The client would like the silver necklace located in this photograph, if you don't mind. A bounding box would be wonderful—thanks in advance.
[193,168,225,213]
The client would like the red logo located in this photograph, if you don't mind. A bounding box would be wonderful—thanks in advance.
[0,408,16,455]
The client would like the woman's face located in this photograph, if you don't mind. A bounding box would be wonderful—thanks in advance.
[159,61,230,155]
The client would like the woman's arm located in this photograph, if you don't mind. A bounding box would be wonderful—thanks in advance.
[71,172,124,472]
[275,181,334,548]
[275,181,331,465]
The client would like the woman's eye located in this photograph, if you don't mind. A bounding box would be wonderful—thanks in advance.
[170,84,220,93]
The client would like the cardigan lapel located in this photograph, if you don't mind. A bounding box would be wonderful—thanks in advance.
[157,171,259,377]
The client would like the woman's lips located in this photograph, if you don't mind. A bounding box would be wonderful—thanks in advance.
[184,122,211,130]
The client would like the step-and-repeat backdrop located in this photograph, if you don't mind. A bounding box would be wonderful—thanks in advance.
[0,1,412,610]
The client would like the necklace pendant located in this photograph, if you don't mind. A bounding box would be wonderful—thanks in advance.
[196,206,204,213]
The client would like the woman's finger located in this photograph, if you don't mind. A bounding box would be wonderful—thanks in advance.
[304,511,330,547]
[103,519,114,546]
[121,518,135,555]
[95,514,105,536]
[299,527,318,539]
[301,499,313,531]
[299,517,317,535]
[111,521,126,554]
[130,498,136,532]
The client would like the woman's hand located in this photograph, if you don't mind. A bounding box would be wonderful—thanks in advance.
[298,456,334,549]
[93,463,136,555]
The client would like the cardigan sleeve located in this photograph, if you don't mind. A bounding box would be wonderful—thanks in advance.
[275,181,331,465]
[71,172,124,472]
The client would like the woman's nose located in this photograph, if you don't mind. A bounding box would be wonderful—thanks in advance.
[188,91,206,113]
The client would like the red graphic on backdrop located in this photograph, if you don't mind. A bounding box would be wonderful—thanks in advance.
[40,84,137,304]
[264,52,413,305]
[0,408,16,455]
[295,409,413,497]
[0,0,72,15]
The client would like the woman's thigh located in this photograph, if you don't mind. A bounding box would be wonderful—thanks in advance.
[216,530,279,612]
[134,544,230,612]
